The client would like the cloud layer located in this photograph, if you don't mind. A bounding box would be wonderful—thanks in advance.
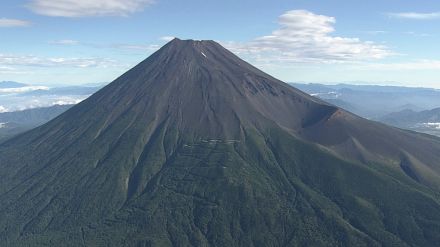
[49,40,80,45]
[0,84,93,112]
[387,12,440,20]
[0,106,7,113]
[0,86,49,94]
[28,0,154,17]
[225,10,391,64]
[0,54,118,68]
[0,18,31,27]
[355,60,440,71]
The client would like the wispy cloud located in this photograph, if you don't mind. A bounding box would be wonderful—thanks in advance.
[0,86,49,94]
[160,36,175,42]
[364,30,388,35]
[49,40,80,45]
[0,18,31,27]
[111,43,160,51]
[0,66,31,75]
[224,10,391,64]
[0,95,89,112]
[0,66,16,72]
[354,60,440,71]
[387,12,440,20]
[48,39,160,52]
[27,0,154,17]
[0,54,119,68]
[403,31,432,37]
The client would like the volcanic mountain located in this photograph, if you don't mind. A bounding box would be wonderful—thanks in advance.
[1,39,440,246]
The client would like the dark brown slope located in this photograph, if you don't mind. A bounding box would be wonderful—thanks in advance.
[0,39,440,246]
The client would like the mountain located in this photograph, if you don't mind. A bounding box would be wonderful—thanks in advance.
[381,108,440,126]
[0,81,28,88]
[0,105,72,142]
[0,104,73,124]
[1,39,440,246]
[292,83,440,118]
[380,108,440,137]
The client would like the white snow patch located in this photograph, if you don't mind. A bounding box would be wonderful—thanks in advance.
[201,52,207,58]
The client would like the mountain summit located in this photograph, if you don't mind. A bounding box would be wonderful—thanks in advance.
[1,39,440,246]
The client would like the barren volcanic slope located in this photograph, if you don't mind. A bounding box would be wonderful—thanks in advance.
[1,39,440,246]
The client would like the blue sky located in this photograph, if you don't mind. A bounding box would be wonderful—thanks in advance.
[1,0,440,88]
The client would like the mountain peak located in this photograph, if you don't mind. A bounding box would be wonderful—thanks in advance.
[159,38,223,61]
[168,37,216,44]
[99,37,332,139]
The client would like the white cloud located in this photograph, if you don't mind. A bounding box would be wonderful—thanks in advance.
[0,95,89,112]
[225,10,391,64]
[0,66,31,75]
[364,30,388,35]
[47,40,160,53]
[403,31,432,37]
[0,86,49,94]
[16,96,88,110]
[387,12,440,20]
[424,123,440,129]
[353,60,440,71]
[160,36,175,42]
[0,66,15,72]
[53,98,85,105]
[28,0,154,17]
[0,54,118,68]
[49,40,80,45]
[0,18,31,27]
[112,44,160,51]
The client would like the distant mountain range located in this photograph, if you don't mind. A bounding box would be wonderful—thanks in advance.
[379,108,440,137]
[0,81,103,142]
[291,83,440,136]
[0,81,28,88]
[292,83,440,119]
[0,104,73,142]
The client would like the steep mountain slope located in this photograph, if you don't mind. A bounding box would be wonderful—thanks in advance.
[1,39,440,246]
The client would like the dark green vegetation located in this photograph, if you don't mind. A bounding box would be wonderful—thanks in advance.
[1,39,440,246]
[0,105,72,142]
